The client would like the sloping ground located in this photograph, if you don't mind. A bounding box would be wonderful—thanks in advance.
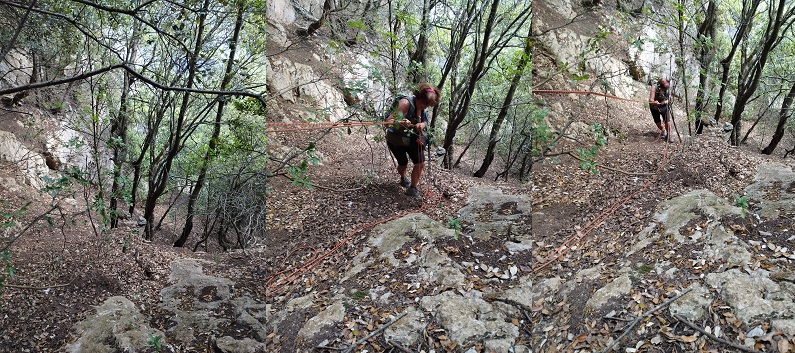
[2,94,795,353]
[264,118,795,353]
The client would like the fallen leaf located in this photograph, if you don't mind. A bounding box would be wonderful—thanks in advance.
[681,334,698,343]
[779,339,790,353]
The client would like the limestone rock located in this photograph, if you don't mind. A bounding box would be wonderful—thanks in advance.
[706,269,795,335]
[669,284,712,321]
[0,130,49,189]
[159,259,235,343]
[66,296,164,353]
[744,163,795,218]
[214,336,266,353]
[653,189,740,242]
[458,187,533,253]
[499,276,563,309]
[383,307,426,346]
[586,274,632,310]
[421,291,519,352]
[297,300,346,339]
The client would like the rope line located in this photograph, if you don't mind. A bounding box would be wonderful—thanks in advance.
[264,136,438,297]
[533,89,648,103]
[533,90,681,273]
[266,121,391,133]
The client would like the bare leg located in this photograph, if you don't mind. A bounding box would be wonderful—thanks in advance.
[397,165,407,179]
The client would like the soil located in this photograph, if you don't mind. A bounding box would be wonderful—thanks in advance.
[3,2,795,352]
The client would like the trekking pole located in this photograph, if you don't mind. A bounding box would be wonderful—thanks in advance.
[669,100,682,143]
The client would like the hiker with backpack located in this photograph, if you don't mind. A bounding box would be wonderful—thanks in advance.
[384,83,440,199]
[649,78,672,142]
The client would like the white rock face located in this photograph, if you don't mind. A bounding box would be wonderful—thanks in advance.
[266,57,347,122]
[66,296,165,353]
[267,0,325,26]
[421,290,520,352]
[0,49,33,89]
[0,130,48,190]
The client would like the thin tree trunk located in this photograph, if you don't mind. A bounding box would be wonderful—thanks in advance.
[694,0,716,134]
[144,0,210,240]
[474,27,532,178]
[762,82,795,154]
[175,5,244,247]
[675,0,691,135]
[110,23,140,228]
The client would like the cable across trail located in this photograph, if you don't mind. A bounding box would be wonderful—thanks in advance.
[266,120,390,133]
[533,89,648,104]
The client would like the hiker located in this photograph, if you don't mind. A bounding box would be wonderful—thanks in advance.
[384,83,440,199]
[649,78,671,142]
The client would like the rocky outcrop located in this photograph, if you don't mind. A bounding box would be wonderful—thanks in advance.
[0,130,49,189]
[67,259,267,353]
[66,296,164,353]
[282,163,795,350]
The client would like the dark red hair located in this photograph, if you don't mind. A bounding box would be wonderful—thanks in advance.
[414,83,440,107]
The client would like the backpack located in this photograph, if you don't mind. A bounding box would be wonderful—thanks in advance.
[383,94,428,147]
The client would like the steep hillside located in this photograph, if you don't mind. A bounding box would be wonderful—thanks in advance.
[264,1,795,353]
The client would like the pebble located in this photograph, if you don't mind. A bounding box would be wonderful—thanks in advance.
[746,325,764,338]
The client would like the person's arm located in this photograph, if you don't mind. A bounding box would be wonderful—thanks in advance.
[413,113,428,132]
[649,85,658,105]
[386,99,411,128]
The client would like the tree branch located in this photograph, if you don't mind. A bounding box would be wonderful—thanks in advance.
[598,288,692,353]
[0,64,266,107]
[673,314,762,353]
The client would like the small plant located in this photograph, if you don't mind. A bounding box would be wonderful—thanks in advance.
[637,264,653,275]
[733,195,749,218]
[575,123,608,175]
[350,290,368,301]
[447,216,462,240]
[147,333,163,353]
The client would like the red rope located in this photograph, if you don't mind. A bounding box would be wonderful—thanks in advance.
[533,90,670,273]
[533,89,647,103]
[264,135,439,297]
[266,121,391,133]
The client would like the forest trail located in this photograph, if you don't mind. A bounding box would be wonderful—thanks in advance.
[262,90,795,352]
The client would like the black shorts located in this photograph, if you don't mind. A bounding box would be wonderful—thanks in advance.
[650,106,669,124]
[387,138,425,166]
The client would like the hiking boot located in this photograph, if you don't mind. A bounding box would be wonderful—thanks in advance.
[405,186,421,199]
[660,130,667,140]
[399,177,410,188]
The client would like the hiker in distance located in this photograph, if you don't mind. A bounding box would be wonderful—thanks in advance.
[384,83,440,199]
[649,78,672,143]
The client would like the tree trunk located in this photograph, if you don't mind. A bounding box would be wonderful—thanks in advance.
[694,0,716,134]
[144,0,210,240]
[408,0,433,85]
[442,0,501,168]
[474,27,532,178]
[713,0,761,125]
[109,23,140,228]
[730,0,794,145]
[175,5,244,247]
[675,0,691,135]
[762,82,795,154]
